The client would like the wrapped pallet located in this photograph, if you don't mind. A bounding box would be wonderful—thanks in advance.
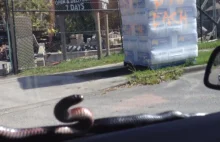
[120,0,198,69]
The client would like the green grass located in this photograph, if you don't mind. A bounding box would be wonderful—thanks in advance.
[18,53,124,76]
[127,50,212,85]
[195,50,212,65]
[198,40,220,50]
[128,66,184,85]
[19,49,212,78]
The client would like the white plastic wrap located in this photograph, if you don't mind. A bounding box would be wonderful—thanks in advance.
[120,0,198,68]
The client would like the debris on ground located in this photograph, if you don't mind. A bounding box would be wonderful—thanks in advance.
[101,82,142,95]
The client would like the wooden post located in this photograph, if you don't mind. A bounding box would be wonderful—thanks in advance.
[95,11,102,59]
[105,13,110,56]
[58,15,67,61]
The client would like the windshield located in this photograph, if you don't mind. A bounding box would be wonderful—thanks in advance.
[0,0,219,131]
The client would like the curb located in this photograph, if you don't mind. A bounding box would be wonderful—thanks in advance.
[183,65,207,74]
[72,63,207,77]
[105,65,208,89]
[0,63,207,84]
[51,62,126,77]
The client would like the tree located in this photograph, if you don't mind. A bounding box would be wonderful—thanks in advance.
[12,0,51,31]
[0,0,5,16]
[65,12,95,34]
[65,0,121,34]
[108,0,121,30]
[99,0,121,31]
[3,0,121,34]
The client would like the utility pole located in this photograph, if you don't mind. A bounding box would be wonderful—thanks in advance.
[105,13,110,56]
[95,11,102,59]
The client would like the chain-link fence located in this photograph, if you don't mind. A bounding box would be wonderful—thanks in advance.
[4,0,220,72]
[6,0,122,71]
[197,0,220,41]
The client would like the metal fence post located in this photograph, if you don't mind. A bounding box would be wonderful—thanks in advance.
[58,15,67,61]
[105,13,110,56]
[200,0,203,42]
[95,11,102,59]
[10,0,19,74]
[117,0,123,51]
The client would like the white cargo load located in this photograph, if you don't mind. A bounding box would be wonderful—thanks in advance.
[120,0,198,69]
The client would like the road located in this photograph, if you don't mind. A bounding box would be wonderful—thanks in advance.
[1,70,220,128]
[209,67,220,85]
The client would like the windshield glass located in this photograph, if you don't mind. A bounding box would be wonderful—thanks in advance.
[0,0,219,130]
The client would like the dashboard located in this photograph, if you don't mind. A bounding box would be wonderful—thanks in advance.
[68,112,220,142]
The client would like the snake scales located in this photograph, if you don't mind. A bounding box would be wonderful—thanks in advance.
[0,95,207,142]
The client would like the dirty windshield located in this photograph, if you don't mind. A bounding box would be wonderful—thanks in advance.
[0,0,220,132]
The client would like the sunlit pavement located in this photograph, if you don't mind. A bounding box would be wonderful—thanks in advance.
[209,68,220,85]
[0,75,127,109]
[1,70,220,128]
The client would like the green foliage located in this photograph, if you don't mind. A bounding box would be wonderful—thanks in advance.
[12,0,51,30]
[0,0,4,16]
[18,53,124,76]
[3,0,120,32]
[65,12,95,34]
[128,66,184,85]
[18,49,212,77]
[184,58,195,67]
[198,40,220,50]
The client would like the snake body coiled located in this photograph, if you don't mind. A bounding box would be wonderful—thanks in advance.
[0,95,94,142]
[0,95,207,142]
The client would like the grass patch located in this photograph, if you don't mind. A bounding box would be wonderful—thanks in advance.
[198,40,220,50]
[18,53,124,76]
[184,50,212,67]
[195,50,212,65]
[127,50,212,85]
[19,49,212,78]
[128,66,184,85]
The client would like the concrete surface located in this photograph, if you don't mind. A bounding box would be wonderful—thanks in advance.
[1,70,220,129]
[208,67,220,85]
[0,61,12,76]
[0,75,128,110]
[184,65,207,74]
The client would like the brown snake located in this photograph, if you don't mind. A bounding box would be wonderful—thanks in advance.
[0,95,94,142]
[0,95,207,142]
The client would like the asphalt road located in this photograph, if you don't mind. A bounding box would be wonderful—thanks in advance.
[1,70,220,128]
[209,67,220,85]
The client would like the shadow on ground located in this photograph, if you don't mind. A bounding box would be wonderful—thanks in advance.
[17,67,133,90]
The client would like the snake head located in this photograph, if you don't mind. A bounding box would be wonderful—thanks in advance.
[54,95,94,131]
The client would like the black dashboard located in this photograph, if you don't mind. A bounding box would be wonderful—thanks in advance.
[68,112,220,142]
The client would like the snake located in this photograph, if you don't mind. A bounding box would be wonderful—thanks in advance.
[0,95,207,142]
